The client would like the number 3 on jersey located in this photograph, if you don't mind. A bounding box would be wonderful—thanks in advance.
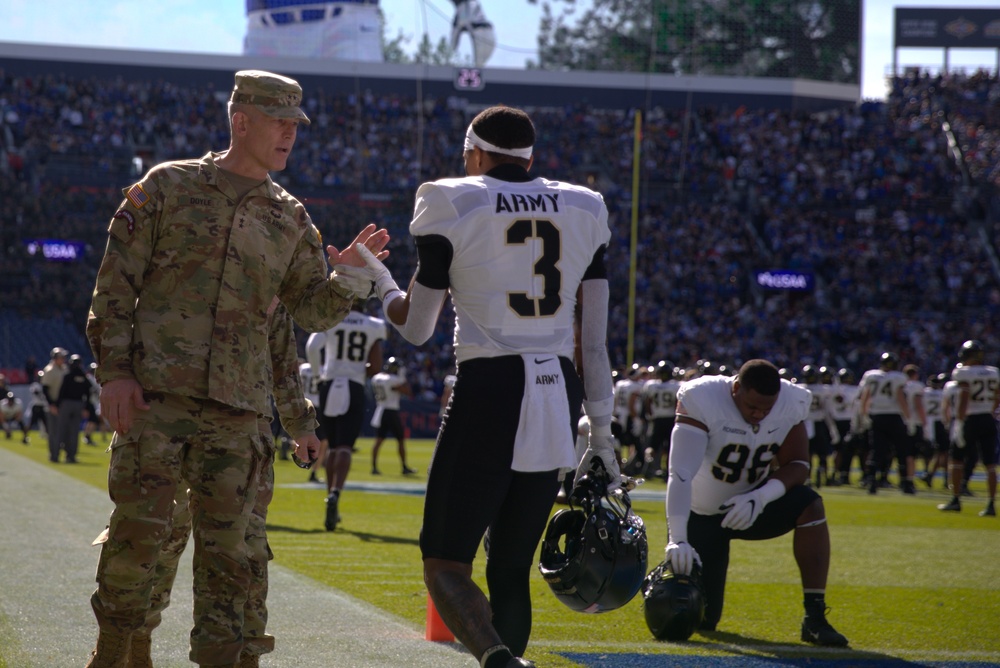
[506,218,561,317]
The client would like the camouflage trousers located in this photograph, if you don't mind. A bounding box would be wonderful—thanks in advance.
[139,419,277,658]
[90,394,267,666]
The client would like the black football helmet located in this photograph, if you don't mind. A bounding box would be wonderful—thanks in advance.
[879,352,899,370]
[958,340,984,364]
[385,356,400,374]
[656,360,675,381]
[642,560,706,641]
[539,458,648,613]
[837,368,855,385]
[819,366,834,384]
[800,364,818,384]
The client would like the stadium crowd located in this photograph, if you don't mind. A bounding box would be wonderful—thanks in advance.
[1,66,1000,398]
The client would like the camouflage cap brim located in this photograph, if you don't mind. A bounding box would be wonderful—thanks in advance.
[259,105,311,125]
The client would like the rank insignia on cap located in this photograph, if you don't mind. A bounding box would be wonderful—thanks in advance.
[126,184,149,209]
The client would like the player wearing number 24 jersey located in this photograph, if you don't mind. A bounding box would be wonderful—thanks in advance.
[664,360,848,647]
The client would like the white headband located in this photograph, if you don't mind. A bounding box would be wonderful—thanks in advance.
[464,124,533,160]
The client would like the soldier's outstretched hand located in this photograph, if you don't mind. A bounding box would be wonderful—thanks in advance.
[327,224,389,267]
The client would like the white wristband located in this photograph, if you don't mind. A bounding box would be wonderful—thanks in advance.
[381,289,405,311]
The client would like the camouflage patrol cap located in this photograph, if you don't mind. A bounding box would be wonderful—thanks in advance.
[230,70,310,125]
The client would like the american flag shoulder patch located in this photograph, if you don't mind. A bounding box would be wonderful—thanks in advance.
[126,183,149,209]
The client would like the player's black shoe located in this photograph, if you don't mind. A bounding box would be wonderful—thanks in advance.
[402,466,417,475]
[801,612,849,647]
[980,501,996,517]
[325,492,340,531]
[937,497,961,512]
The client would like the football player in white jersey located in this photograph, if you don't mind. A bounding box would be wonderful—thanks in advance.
[798,365,840,488]
[370,356,415,475]
[333,105,614,668]
[938,340,999,515]
[920,373,949,488]
[298,358,327,483]
[641,360,681,479]
[828,368,860,485]
[1,392,28,443]
[306,300,386,531]
[857,352,912,494]
[619,363,648,475]
[664,359,848,647]
[899,364,926,494]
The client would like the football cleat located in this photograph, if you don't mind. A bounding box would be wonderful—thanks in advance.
[937,498,961,512]
[980,502,996,517]
[325,493,340,531]
[801,613,849,647]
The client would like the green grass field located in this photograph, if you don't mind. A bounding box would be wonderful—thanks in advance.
[4,433,999,666]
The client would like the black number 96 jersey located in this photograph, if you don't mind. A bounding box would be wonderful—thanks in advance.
[677,376,810,516]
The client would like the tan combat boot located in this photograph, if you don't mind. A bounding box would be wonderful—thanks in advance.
[238,653,260,668]
[84,629,132,668]
[127,633,153,668]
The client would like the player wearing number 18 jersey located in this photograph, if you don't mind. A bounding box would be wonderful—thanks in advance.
[664,360,847,647]
[306,302,385,530]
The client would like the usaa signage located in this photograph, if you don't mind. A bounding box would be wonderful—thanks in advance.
[755,270,814,292]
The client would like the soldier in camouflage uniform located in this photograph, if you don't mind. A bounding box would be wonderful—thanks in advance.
[85,70,388,668]
[127,299,316,668]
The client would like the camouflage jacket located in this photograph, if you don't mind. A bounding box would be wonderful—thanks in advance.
[87,152,353,416]
[268,300,316,439]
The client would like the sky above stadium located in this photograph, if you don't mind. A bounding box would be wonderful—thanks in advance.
[1,0,998,100]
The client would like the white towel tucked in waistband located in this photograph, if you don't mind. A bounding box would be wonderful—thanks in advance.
[512,354,575,472]
[323,377,350,417]
[370,404,384,428]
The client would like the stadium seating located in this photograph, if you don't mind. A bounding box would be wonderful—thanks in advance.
[1,67,998,388]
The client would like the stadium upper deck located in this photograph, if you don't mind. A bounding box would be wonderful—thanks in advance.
[0,41,858,112]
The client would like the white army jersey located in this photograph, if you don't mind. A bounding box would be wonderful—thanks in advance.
[952,364,1000,415]
[859,368,907,415]
[678,376,810,516]
[643,378,681,419]
[614,378,642,422]
[0,397,23,420]
[923,386,943,428]
[372,372,406,411]
[903,379,925,422]
[307,311,386,385]
[942,380,961,422]
[410,173,610,362]
[829,383,859,422]
[298,362,320,408]
[804,383,832,423]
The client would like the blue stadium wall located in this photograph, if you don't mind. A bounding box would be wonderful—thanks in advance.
[0,42,859,112]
